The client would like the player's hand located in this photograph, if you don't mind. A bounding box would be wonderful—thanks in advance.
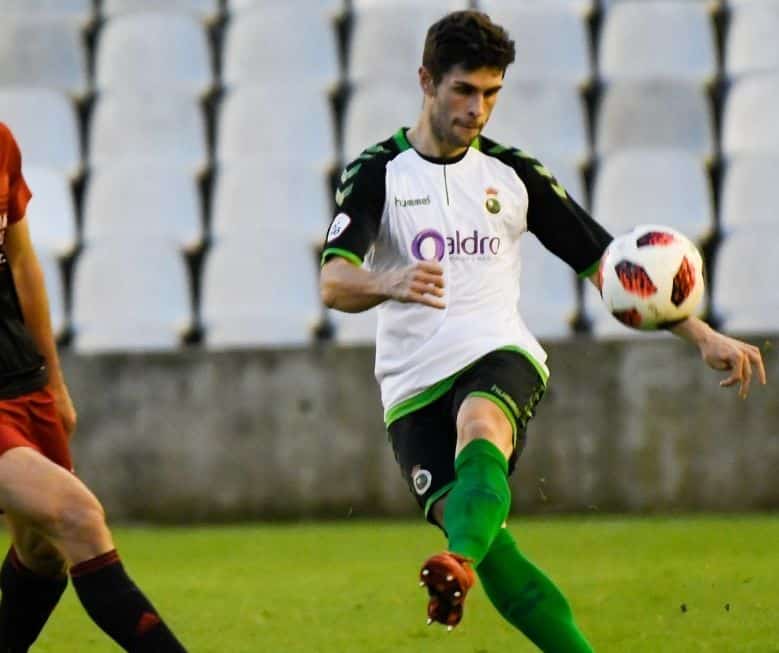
[381,261,446,309]
[698,331,767,399]
[49,383,77,437]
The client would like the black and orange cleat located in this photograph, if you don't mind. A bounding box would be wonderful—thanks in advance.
[418,552,476,631]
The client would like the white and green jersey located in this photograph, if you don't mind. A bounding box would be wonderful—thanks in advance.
[322,128,612,423]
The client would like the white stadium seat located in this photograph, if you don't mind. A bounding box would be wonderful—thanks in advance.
[217,85,335,167]
[478,5,591,85]
[600,2,716,84]
[102,0,220,22]
[83,161,203,252]
[714,231,779,334]
[89,92,208,172]
[596,82,715,159]
[95,12,213,95]
[726,3,779,78]
[720,156,779,234]
[0,17,88,98]
[223,6,339,87]
[0,88,81,178]
[39,252,66,338]
[211,160,331,244]
[722,76,779,157]
[592,149,714,243]
[202,239,321,349]
[519,233,577,340]
[343,83,420,162]
[477,0,594,16]
[0,0,94,24]
[349,2,468,84]
[24,167,78,258]
[486,82,590,166]
[73,243,192,352]
[229,0,342,13]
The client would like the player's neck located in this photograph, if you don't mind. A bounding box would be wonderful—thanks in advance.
[406,121,468,161]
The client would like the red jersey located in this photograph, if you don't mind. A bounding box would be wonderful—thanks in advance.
[0,122,47,398]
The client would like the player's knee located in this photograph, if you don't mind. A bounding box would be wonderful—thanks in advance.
[458,417,511,457]
[50,495,108,545]
[22,538,67,577]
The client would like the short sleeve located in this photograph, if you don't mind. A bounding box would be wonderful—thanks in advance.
[0,124,32,225]
[517,151,613,277]
[321,154,388,267]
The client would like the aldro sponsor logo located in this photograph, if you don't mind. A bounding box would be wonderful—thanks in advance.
[411,228,501,262]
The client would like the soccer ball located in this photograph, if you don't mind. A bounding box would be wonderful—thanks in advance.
[598,224,705,330]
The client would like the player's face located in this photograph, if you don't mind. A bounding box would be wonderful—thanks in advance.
[427,65,504,150]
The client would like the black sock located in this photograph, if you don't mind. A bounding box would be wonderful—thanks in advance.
[0,547,67,652]
[70,550,186,652]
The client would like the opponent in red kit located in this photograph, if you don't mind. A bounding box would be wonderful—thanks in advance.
[0,123,187,651]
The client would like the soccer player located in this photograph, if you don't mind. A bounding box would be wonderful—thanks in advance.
[320,11,766,652]
[0,123,187,651]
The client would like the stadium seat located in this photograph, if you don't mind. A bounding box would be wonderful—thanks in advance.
[592,149,714,243]
[599,2,716,84]
[211,160,331,245]
[519,233,577,340]
[72,242,192,352]
[0,88,81,178]
[726,3,779,78]
[0,0,94,25]
[102,0,221,23]
[720,156,779,234]
[0,16,88,98]
[24,166,78,258]
[477,0,594,16]
[83,161,203,252]
[486,82,590,166]
[202,239,321,348]
[217,85,336,167]
[713,231,778,334]
[95,12,213,95]
[477,4,591,85]
[223,6,339,87]
[722,75,779,157]
[349,2,469,84]
[39,251,66,338]
[228,0,342,13]
[595,82,715,159]
[89,92,208,172]
[342,82,420,161]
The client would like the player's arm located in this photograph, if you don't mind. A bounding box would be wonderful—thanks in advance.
[5,217,76,432]
[321,256,445,312]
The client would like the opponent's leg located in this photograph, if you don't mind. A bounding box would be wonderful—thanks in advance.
[0,520,67,652]
[421,396,513,627]
[0,447,186,652]
[478,527,594,653]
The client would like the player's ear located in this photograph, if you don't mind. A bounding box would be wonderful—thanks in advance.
[419,66,435,98]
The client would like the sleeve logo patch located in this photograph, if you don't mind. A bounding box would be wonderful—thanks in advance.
[327,213,351,242]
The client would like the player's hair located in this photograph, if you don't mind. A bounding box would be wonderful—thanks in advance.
[422,11,516,85]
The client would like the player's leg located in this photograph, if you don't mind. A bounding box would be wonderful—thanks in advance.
[0,517,68,651]
[0,446,186,652]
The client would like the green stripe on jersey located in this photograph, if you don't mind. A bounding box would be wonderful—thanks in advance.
[578,258,601,280]
[320,247,363,268]
[393,128,412,152]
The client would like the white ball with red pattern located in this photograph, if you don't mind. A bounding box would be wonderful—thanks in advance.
[598,224,705,330]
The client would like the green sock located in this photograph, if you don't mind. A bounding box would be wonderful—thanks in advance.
[478,528,594,653]
[443,439,511,565]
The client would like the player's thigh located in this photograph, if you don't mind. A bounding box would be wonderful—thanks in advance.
[452,349,547,459]
[0,446,104,536]
[388,396,458,526]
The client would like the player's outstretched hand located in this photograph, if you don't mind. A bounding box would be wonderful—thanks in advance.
[699,331,767,399]
[383,261,446,309]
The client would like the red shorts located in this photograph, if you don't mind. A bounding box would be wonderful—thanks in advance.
[0,387,73,471]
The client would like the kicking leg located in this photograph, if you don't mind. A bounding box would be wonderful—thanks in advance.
[0,447,186,652]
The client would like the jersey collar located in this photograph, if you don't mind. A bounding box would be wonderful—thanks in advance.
[394,127,480,165]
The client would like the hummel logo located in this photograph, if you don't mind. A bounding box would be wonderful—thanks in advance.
[394,195,430,208]
[340,163,362,184]
[335,184,354,207]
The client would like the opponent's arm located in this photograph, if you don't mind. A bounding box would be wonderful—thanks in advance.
[5,217,76,433]
[321,256,445,312]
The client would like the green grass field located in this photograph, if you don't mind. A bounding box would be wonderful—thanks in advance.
[3,515,778,652]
